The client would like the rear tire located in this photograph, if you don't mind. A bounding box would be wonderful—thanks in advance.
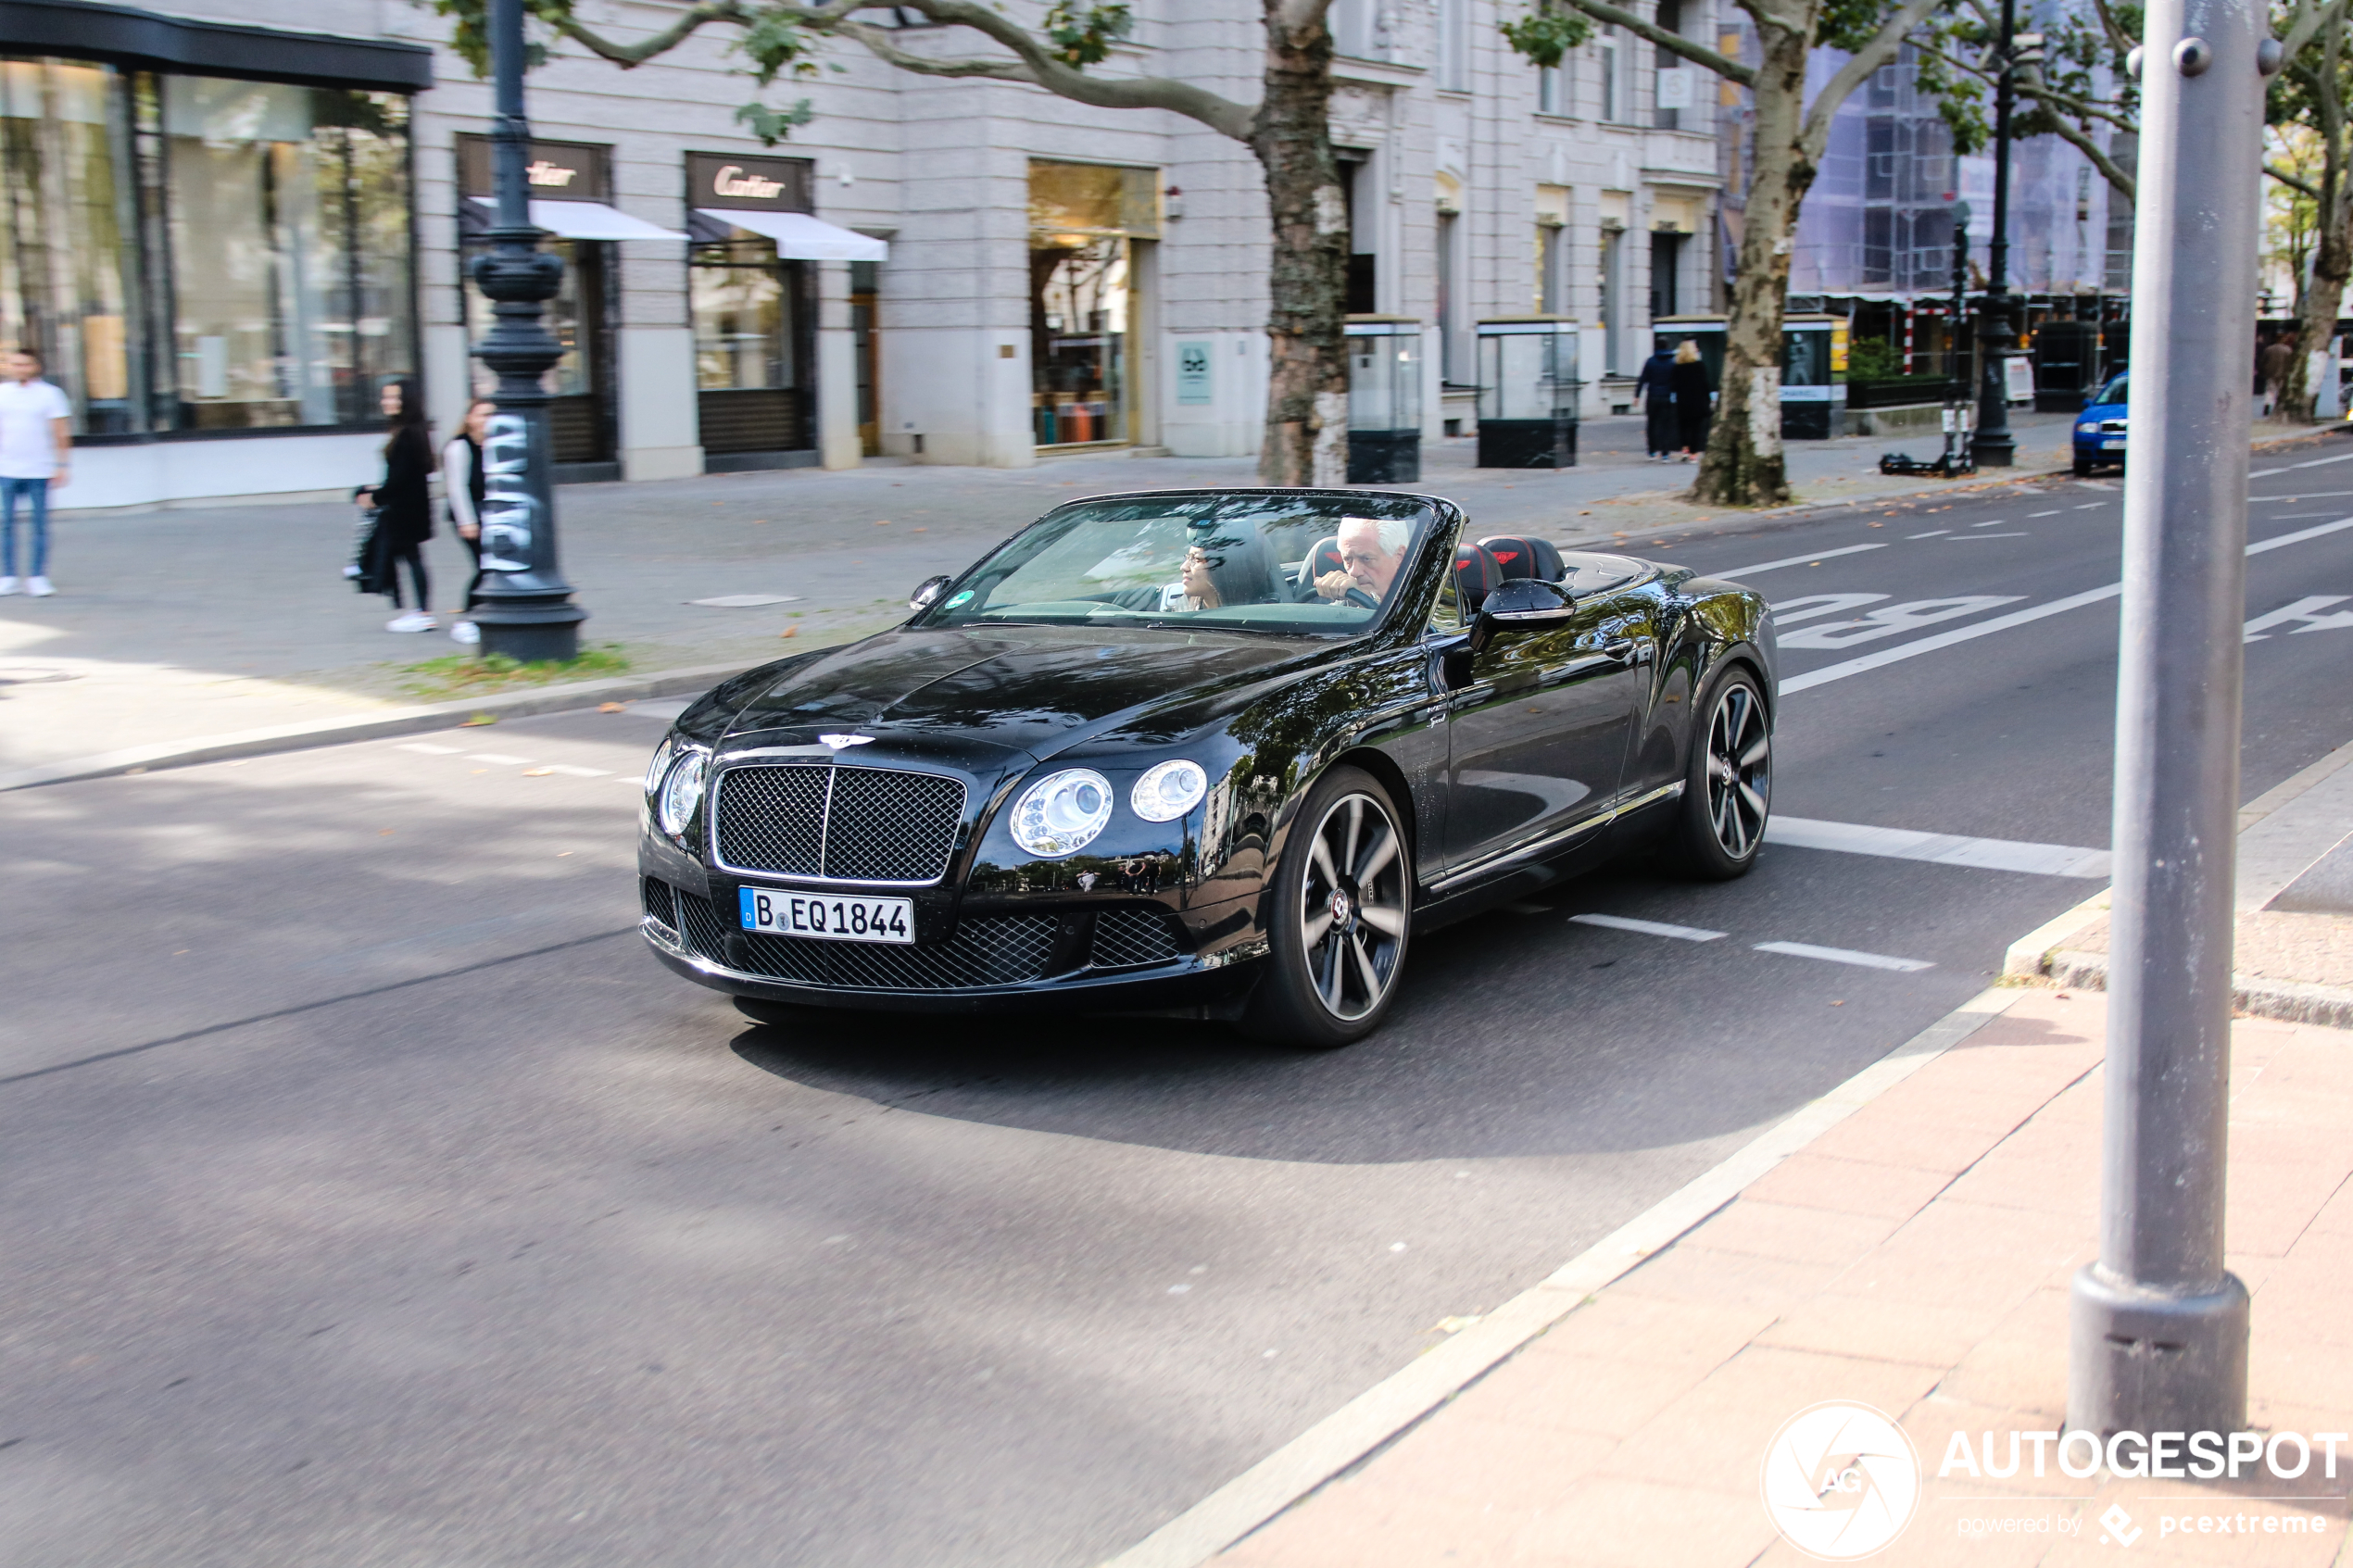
[2072,456,2093,477]
[1241,765,1414,1047]
[1667,667,1771,880]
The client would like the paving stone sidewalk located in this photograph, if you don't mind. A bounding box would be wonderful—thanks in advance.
[1209,985,2353,1568]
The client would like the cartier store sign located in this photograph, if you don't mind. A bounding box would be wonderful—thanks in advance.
[457,135,611,203]
[686,151,812,213]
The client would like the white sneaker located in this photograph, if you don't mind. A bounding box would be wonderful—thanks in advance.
[0,577,16,596]
[386,611,436,633]
[450,621,481,646]
[26,576,51,597]
[342,564,362,580]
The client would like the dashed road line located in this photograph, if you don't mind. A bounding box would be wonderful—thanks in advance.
[1766,816,2109,878]
[1754,941,1935,972]
[2072,502,2108,509]
[466,752,534,766]
[1568,913,1728,942]
[1948,533,2028,540]
[398,743,462,755]
[2249,450,2353,478]
[1710,543,1888,577]
[2027,509,2062,518]
[1907,530,1951,539]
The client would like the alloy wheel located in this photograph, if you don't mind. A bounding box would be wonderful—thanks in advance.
[1297,791,1409,1022]
[1705,681,1770,859]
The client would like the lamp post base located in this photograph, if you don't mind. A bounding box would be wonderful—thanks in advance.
[475,602,587,664]
[2068,1263,2249,1438]
[1970,434,2016,468]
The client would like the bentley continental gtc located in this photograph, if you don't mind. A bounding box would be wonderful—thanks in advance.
[638,489,1777,1047]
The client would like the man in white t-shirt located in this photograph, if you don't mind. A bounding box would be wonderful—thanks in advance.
[0,347,72,597]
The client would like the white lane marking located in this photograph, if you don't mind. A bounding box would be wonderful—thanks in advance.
[542,763,611,778]
[2075,480,2118,491]
[2027,509,2062,518]
[1778,596,2024,650]
[398,743,461,755]
[1906,530,1951,538]
[1766,816,2111,878]
[466,752,533,765]
[1947,533,2029,539]
[2251,489,2353,502]
[1768,593,1890,625]
[1569,912,1729,942]
[1755,940,1935,972]
[1709,542,1888,577]
[2245,596,2353,641]
[2072,502,2108,509]
[2247,514,2353,554]
[1970,519,2010,527]
[2249,450,2353,478]
[690,594,802,608]
[1780,583,2125,693]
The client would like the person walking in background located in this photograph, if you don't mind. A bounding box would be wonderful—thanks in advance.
[441,397,493,646]
[357,379,436,633]
[1671,339,1716,461]
[2259,332,2295,416]
[0,346,71,596]
[1632,343,1679,461]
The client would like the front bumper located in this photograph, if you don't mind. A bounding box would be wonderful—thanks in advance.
[638,873,1268,1015]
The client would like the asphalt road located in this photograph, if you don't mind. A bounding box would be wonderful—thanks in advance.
[7,452,2353,1567]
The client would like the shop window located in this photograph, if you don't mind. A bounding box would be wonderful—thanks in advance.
[0,58,138,433]
[460,235,610,464]
[1028,161,1156,449]
[161,77,412,430]
[691,233,809,457]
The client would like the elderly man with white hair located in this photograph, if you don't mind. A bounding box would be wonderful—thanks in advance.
[1312,515,1412,606]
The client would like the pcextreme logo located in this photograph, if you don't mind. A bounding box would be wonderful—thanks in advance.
[1761,1402,1922,1560]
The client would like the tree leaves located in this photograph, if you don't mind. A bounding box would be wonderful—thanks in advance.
[1498,5,1594,68]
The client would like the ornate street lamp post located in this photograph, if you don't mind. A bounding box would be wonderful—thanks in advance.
[468,0,585,661]
[1971,3,2043,468]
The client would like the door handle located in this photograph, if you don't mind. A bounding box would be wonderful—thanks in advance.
[1603,638,1641,664]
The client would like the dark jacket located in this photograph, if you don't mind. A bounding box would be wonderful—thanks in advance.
[1671,358,1715,450]
[373,425,435,547]
[1632,352,1677,405]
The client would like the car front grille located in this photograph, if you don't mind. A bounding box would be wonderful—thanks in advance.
[712,763,966,884]
[673,890,1058,989]
[1088,907,1186,968]
[642,876,679,935]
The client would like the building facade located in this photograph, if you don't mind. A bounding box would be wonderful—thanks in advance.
[4,0,1725,508]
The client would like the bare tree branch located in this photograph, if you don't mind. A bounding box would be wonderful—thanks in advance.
[1555,0,1759,82]
[1799,0,1949,157]
[550,0,752,67]
[2270,161,2324,196]
[2044,110,2137,200]
[2279,0,2348,62]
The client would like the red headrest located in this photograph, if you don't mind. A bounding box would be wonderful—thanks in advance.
[1453,544,1504,614]
[1477,534,1566,582]
[1301,534,1345,585]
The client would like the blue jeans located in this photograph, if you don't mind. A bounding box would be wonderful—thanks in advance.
[0,476,47,579]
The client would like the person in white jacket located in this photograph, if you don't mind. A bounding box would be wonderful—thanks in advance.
[442,399,493,646]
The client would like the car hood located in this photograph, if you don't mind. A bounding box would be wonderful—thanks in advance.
[721,627,1321,761]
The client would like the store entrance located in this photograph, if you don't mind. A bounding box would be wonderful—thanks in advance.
[1027,160,1158,451]
[689,230,813,469]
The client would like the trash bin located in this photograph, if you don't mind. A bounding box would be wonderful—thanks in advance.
[1475,317,1580,467]
[1345,315,1422,483]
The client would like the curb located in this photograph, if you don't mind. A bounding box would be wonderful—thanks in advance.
[0,661,748,793]
[2040,949,2353,1030]
[1096,985,2029,1568]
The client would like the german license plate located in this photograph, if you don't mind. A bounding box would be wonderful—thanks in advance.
[2103,438,2126,450]
[738,887,914,943]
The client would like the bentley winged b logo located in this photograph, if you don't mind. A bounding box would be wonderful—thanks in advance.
[818,734,875,749]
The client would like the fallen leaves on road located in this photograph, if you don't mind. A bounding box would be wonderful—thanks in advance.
[461,714,497,726]
[780,627,799,638]
[598,702,625,713]
[522,768,554,776]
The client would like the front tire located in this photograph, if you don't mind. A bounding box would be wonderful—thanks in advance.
[2072,456,2093,477]
[1242,766,1413,1047]
[1668,667,1771,879]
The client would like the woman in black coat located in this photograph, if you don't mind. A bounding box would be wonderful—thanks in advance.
[1632,347,1679,460]
[359,378,437,633]
[1670,340,1715,460]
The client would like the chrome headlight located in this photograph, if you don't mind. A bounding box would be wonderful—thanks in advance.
[657,750,710,837]
[643,735,675,796]
[1010,768,1114,857]
[1131,759,1208,822]
[2076,421,2096,433]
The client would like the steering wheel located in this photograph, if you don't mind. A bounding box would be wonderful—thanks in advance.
[1343,586,1379,609]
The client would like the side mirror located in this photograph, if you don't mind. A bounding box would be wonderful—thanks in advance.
[1468,576,1576,654]
[909,574,952,612]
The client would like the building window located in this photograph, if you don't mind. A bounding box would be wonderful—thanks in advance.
[1538,61,1565,114]
[1438,0,1470,92]
[1599,31,1622,121]
[1653,0,1683,130]
[1029,160,1157,448]
[163,76,413,430]
[1600,228,1624,374]
[690,235,808,456]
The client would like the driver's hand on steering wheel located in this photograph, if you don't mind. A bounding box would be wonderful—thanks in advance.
[1314,569,1354,601]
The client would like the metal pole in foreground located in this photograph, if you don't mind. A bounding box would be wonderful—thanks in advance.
[2068,0,2272,1438]
[1971,0,2019,468]
[469,0,585,661]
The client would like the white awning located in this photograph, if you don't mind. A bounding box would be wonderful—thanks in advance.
[470,196,686,242]
[697,208,888,260]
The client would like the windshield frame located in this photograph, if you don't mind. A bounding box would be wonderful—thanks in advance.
[904,488,1466,644]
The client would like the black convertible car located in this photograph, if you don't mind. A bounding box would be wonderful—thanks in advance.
[639,488,1776,1046]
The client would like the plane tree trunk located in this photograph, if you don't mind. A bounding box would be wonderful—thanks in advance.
[1253,3,1351,485]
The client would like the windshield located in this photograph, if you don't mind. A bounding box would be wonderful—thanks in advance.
[912,493,1445,636]
[2094,373,2127,408]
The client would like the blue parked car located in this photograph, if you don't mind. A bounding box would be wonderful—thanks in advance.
[2073,371,2127,475]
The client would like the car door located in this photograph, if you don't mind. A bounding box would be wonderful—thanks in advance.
[1441,589,1649,872]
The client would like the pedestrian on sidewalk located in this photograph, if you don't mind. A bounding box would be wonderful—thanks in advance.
[0,346,71,597]
[1633,344,1678,460]
[2259,332,2295,416]
[441,398,494,646]
[1671,339,1715,461]
[357,379,436,633]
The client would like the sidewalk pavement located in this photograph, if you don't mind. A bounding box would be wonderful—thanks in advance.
[1093,746,2353,1568]
[1,411,2096,781]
